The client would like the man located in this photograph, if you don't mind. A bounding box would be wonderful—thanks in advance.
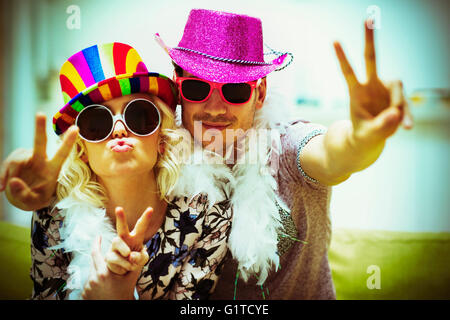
[155,9,414,299]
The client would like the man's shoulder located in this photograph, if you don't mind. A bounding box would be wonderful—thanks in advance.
[282,118,326,133]
[278,119,326,149]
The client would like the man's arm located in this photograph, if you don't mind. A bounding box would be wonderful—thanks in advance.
[298,20,413,186]
[300,119,385,186]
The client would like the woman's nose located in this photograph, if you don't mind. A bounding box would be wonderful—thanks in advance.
[111,120,128,139]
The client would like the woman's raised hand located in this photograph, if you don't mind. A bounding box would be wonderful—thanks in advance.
[82,236,146,300]
[105,207,152,275]
[0,113,78,211]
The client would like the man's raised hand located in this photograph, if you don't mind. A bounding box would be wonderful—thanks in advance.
[333,19,414,148]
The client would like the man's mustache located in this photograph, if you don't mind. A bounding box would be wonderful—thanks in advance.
[193,113,236,124]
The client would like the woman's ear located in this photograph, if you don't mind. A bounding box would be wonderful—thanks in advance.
[255,77,267,110]
[159,141,165,156]
[80,153,89,163]
[76,143,89,163]
[157,135,166,156]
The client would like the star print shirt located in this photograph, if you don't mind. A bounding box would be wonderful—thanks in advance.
[30,194,232,300]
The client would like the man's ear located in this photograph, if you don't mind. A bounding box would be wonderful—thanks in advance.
[172,70,177,82]
[173,70,181,103]
[255,77,267,110]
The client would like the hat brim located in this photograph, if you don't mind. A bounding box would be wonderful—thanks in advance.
[168,48,286,83]
[53,72,178,135]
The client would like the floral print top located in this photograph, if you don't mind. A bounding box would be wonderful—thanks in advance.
[30,194,232,300]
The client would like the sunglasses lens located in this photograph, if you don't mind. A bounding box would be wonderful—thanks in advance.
[77,106,113,141]
[124,100,160,135]
[222,83,252,104]
[181,79,211,101]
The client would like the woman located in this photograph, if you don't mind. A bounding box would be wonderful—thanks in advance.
[12,42,232,299]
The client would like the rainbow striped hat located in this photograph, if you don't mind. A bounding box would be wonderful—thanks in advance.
[53,42,178,135]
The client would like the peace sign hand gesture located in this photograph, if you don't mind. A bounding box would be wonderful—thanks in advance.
[334,20,414,149]
[82,207,153,299]
[0,113,78,211]
[105,207,152,275]
[82,236,145,300]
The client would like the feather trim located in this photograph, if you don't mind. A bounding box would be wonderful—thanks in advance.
[169,148,233,208]
[227,127,286,285]
[50,196,116,300]
[174,90,294,285]
[225,91,294,285]
[166,131,285,285]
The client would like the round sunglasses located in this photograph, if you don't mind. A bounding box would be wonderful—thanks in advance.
[176,77,258,105]
[75,98,161,143]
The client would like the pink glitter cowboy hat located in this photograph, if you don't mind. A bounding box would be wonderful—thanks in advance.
[155,9,292,83]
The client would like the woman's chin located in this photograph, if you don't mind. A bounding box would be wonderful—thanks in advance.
[97,164,153,178]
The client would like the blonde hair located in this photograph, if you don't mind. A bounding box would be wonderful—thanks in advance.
[56,99,183,207]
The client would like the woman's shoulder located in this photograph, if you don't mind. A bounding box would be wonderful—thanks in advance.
[31,201,65,252]
[33,200,63,225]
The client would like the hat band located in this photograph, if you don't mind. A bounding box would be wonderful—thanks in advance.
[174,46,273,66]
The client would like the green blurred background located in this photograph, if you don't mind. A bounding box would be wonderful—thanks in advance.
[0,0,448,299]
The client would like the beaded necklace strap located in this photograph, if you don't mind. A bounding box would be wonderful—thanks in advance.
[263,43,294,71]
[174,46,273,65]
[174,44,294,72]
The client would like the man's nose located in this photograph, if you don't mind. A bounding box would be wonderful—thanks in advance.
[203,88,227,116]
[111,120,128,139]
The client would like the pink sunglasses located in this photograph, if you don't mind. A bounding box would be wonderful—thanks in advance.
[176,77,258,105]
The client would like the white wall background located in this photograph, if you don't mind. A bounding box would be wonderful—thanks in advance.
[1,0,449,231]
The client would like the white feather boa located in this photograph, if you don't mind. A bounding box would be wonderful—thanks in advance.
[226,126,286,285]
[175,90,294,285]
[169,142,234,209]
[50,197,116,300]
[223,91,294,285]
[169,136,286,285]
